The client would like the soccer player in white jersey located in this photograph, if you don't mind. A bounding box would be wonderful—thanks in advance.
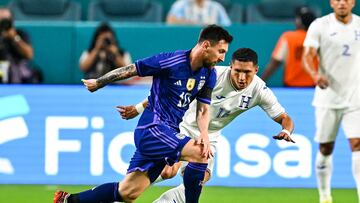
[302,0,360,203]
[118,48,295,203]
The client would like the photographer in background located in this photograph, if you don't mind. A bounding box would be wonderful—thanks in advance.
[79,22,132,79]
[261,6,317,87]
[0,7,38,84]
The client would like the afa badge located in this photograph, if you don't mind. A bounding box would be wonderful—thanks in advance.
[197,80,205,90]
[186,78,196,91]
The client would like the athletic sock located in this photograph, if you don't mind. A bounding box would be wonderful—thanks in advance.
[153,184,185,203]
[68,182,123,203]
[183,162,207,203]
[315,151,333,201]
[352,151,360,203]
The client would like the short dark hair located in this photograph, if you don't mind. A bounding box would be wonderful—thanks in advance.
[198,24,233,45]
[232,48,258,65]
[295,6,316,30]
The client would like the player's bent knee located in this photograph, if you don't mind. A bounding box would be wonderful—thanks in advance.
[118,181,145,202]
[161,168,176,179]
[119,187,141,203]
[350,138,360,151]
[319,142,334,155]
[181,140,208,163]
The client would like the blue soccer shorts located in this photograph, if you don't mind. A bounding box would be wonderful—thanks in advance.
[127,124,191,182]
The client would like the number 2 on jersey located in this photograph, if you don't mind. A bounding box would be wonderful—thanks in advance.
[342,44,351,56]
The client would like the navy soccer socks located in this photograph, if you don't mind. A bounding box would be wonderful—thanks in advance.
[183,162,208,203]
[68,182,123,203]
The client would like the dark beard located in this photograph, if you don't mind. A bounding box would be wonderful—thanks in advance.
[203,61,215,68]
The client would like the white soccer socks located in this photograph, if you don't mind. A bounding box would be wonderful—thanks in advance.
[352,151,360,203]
[316,151,333,203]
[153,184,185,203]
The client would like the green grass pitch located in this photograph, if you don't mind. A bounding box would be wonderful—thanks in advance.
[0,185,357,203]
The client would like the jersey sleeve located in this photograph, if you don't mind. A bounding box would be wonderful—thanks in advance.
[258,86,285,119]
[196,68,217,104]
[168,0,185,18]
[272,33,288,61]
[216,2,231,26]
[303,19,321,49]
[135,53,168,77]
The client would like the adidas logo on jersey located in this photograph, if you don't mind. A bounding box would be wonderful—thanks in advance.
[174,80,182,86]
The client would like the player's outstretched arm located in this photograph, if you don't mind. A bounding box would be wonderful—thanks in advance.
[116,99,148,120]
[272,112,295,143]
[82,63,138,92]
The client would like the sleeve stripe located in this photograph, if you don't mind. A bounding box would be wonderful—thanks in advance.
[135,61,143,77]
[197,97,211,104]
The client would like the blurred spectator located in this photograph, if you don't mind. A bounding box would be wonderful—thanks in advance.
[167,0,231,26]
[79,22,132,79]
[261,6,317,87]
[0,7,40,84]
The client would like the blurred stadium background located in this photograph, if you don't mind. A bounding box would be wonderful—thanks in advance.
[0,0,359,202]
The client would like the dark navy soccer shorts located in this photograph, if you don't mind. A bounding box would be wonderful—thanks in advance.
[127,124,191,182]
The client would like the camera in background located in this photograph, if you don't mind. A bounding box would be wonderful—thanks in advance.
[103,37,112,47]
[0,18,13,33]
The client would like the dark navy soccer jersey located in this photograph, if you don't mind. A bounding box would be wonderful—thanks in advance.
[135,49,217,130]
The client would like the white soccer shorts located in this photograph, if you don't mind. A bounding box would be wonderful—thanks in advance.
[315,107,360,143]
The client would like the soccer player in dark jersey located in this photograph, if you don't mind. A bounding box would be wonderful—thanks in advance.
[54,24,233,203]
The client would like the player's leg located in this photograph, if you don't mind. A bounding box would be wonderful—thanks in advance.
[179,139,210,203]
[153,168,211,203]
[316,142,335,203]
[314,107,342,203]
[53,171,150,203]
[53,126,164,203]
[153,162,182,184]
[118,171,151,202]
[349,138,360,203]
[153,142,216,203]
[342,107,360,203]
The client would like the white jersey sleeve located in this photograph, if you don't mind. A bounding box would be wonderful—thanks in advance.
[258,86,285,119]
[303,18,322,49]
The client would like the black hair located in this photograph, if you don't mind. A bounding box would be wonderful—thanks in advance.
[198,24,233,45]
[232,48,258,65]
[88,22,123,54]
[295,6,316,30]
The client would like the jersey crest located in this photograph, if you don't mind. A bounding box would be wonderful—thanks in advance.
[186,78,196,91]
[197,79,205,90]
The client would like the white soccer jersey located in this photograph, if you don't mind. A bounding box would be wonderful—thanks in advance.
[179,66,285,142]
[304,13,360,108]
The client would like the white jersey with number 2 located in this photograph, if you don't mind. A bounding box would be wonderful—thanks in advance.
[304,13,360,108]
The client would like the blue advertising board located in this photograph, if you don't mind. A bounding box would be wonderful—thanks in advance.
[0,85,355,188]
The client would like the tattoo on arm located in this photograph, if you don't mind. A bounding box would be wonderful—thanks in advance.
[96,64,137,88]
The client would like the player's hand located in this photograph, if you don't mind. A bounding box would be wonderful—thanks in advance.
[272,132,295,143]
[82,79,99,92]
[315,74,329,89]
[2,28,17,39]
[116,105,139,120]
[196,133,212,159]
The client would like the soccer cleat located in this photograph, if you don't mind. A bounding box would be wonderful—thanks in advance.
[53,191,70,203]
[320,196,333,203]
